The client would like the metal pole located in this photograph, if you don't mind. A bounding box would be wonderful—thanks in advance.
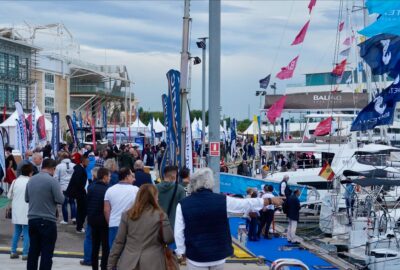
[179,0,191,169]
[200,37,207,161]
[209,0,221,192]
[258,95,262,174]
[187,58,193,107]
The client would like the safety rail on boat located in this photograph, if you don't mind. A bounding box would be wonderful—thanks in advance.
[270,258,309,270]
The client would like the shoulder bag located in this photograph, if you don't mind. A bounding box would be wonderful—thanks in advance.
[159,212,179,270]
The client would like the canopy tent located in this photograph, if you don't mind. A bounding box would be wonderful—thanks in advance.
[154,118,166,133]
[130,118,149,133]
[192,118,202,139]
[0,106,52,148]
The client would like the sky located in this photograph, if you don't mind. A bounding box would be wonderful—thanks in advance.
[0,0,365,120]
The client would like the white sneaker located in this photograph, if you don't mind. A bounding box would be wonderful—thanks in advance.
[60,221,68,225]
[76,228,85,233]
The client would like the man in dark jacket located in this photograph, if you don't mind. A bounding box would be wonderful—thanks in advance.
[66,155,89,233]
[133,160,152,188]
[286,189,301,244]
[87,167,110,270]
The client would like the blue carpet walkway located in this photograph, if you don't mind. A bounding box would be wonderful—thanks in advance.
[229,217,339,270]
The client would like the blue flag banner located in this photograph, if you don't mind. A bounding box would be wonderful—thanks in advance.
[259,74,271,89]
[150,117,155,146]
[102,106,107,130]
[79,111,84,144]
[66,115,78,146]
[166,69,181,168]
[366,0,400,15]
[359,34,400,78]
[359,10,400,37]
[351,78,400,131]
[0,130,5,179]
[15,101,27,157]
[51,112,60,158]
[72,111,80,145]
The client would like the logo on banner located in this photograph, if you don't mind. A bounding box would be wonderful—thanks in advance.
[381,39,392,65]
[374,96,387,114]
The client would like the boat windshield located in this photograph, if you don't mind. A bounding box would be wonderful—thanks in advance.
[355,152,390,166]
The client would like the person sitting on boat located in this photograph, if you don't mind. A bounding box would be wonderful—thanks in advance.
[344,178,356,225]
[279,175,292,198]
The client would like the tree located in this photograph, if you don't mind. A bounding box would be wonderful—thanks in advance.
[237,119,251,132]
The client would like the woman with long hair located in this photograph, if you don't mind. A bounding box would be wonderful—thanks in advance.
[107,184,174,270]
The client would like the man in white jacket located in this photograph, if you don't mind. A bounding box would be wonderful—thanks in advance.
[54,151,76,224]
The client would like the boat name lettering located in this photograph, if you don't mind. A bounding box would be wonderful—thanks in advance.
[313,95,342,101]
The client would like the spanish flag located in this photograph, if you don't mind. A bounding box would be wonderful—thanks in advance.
[319,162,335,181]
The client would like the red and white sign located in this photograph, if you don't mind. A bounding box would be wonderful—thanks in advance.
[209,142,220,157]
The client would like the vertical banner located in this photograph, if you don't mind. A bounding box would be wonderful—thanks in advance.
[30,82,37,150]
[252,115,258,144]
[15,101,27,157]
[166,69,181,168]
[15,119,22,154]
[150,117,155,146]
[285,119,290,140]
[102,106,107,129]
[161,94,173,176]
[72,111,80,145]
[66,115,78,146]
[113,117,117,145]
[91,116,96,151]
[185,102,193,172]
[51,112,59,158]
[79,111,84,144]
[0,131,5,180]
[280,118,284,141]
[230,118,237,160]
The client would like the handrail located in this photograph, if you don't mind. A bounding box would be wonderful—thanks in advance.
[271,258,309,270]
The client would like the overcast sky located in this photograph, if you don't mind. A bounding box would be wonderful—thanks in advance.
[0,0,365,120]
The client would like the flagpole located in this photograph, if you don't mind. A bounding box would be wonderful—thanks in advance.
[198,37,208,161]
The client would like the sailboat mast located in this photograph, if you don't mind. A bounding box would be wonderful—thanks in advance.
[362,0,373,103]
[180,0,191,168]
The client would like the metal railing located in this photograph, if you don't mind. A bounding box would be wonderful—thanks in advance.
[271,258,309,270]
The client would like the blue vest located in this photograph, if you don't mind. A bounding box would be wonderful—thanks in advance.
[180,189,233,262]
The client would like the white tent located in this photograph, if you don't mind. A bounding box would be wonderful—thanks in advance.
[0,106,52,147]
[154,118,166,133]
[130,118,149,133]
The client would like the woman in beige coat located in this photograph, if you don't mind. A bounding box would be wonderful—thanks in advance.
[108,184,174,270]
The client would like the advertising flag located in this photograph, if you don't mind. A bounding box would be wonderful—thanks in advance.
[150,117,154,146]
[259,74,271,89]
[79,111,84,143]
[51,112,59,158]
[30,82,37,150]
[102,106,107,129]
[113,117,117,145]
[72,111,80,145]
[0,131,5,179]
[276,56,299,80]
[350,84,399,131]
[166,69,181,167]
[308,0,317,14]
[291,20,310,46]
[15,101,27,156]
[319,162,335,181]
[332,59,347,77]
[267,95,287,123]
[359,33,400,78]
[366,0,400,15]
[359,10,400,37]
[185,102,193,172]
[230,118,237,160]
[91,117,96,151]
[66,115,78,146]
[37,115,46,141]
[314,117,333,136]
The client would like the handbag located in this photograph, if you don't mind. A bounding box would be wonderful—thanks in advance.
[159,213,179,270]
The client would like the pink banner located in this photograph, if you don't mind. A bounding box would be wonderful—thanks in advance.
[267,96,287,123]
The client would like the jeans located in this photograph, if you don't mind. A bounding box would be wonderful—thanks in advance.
[91,226,109,270]
[83,224,92,263]
[62,192,76,222]
[27,218,57,270]
[11,224,29,255]
[76,196,87,231]
[108,227,119,249]
[248,217,258,241]
[258,210,274,238]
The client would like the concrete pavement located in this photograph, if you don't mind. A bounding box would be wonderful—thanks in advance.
[0,254,269,270]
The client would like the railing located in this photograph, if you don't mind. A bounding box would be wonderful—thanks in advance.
[271,258,309,270]
[70,85,131,99]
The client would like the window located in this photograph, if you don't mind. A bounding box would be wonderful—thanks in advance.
[45,96,54,114]
[45,73,55,90]
[8,55,18,78]
[0,84,6,107]
[19,86,27,106]
[7,85,18,107]
[19,58,28,82]
[0,53,6,76]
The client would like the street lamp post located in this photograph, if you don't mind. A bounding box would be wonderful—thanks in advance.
[256,90,266,174]
[196,37,208,162]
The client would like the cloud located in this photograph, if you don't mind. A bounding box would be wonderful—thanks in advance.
[0,0,363,120]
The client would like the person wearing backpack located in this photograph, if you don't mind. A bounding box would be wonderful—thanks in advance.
[54,151,76,225]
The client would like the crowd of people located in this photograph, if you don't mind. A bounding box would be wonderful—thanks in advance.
[3,140,283,270]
